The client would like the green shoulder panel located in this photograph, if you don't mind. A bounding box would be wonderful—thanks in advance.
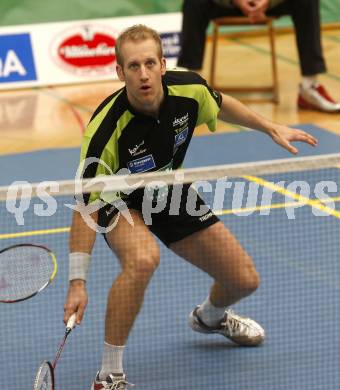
[78,91,134,203]
[88,110,135,204]
[82,89,124,141]
[168,83,221,132]
[98,110,135,175]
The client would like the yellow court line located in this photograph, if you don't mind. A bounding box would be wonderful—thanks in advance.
[1,196,340,240]
[215,201,309,215]
[215,196,340,216]
[243,175,340,219]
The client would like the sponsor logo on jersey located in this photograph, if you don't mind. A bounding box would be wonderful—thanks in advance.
[127,154,156,173]
[128,140,146,156]
[50,25,117,76]
[199,211,214,222]
[173,113,189,127]
[174,127,188,147]
[0,33,37,83]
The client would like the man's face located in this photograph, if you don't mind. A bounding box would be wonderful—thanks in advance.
[116,38,166,112]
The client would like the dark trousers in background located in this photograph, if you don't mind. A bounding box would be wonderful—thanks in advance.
[177,0,326,76]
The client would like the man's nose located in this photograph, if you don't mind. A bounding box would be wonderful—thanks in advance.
[140,65,149,80]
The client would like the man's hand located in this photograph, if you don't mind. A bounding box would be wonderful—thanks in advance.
[233,0,258,15]
[64,279,88,325]
[269,125,318,154]
[218,94,318,153]
[233,0,270,23]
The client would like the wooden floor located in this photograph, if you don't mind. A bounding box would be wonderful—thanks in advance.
[0,27,339,155]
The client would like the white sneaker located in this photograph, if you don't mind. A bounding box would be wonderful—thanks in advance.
[298,83,340,113]
[189,306,265,346]
[91,372,134,390]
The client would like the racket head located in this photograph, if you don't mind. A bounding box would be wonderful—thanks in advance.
[0,243,57,303]
[33,361,54,390]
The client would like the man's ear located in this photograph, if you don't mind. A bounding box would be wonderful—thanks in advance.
[116,64,125,81]
[160,57,166,76]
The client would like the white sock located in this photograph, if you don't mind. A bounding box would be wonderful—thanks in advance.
[197,296,227,328]
[301,75,317,89]
[99,343,125,380]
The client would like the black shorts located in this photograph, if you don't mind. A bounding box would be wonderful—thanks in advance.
[98,183,220,247]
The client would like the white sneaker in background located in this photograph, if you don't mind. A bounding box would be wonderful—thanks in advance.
[298,83,340,113]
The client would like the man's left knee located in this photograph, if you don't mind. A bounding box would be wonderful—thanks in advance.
[243,268,260,294]
[231,267,260,298]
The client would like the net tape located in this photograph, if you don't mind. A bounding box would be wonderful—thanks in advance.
[1,153,339,201]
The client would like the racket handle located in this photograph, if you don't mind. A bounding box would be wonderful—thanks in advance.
[66,313,77,331]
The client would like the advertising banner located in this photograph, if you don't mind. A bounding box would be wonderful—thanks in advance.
[0,13,181,90]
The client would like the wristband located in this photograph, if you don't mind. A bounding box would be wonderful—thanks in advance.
[69,252,91,282]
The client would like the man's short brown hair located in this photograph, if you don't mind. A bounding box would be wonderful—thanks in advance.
[115,24,164,66]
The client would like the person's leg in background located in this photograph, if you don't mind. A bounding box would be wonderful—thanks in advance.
[269,0,340,112]
[177,0,241,70]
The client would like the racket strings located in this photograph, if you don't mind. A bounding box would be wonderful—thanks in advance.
[0,246,55,301]
[34,363,53,390]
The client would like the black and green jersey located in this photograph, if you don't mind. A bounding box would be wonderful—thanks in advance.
[80,70,222,204]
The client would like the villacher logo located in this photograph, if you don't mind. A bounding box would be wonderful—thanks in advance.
[50,24,118,76]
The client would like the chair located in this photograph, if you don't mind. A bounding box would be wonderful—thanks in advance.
[209,16,279,103]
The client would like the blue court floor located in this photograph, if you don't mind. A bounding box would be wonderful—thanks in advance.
[0,125,339,390]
